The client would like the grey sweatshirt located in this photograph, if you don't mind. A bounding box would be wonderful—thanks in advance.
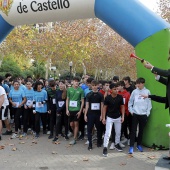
[128,87,152,116]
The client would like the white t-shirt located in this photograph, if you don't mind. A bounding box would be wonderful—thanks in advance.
[0,86,9,106]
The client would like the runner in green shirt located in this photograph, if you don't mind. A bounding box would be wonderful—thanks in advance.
[66,77,84,145]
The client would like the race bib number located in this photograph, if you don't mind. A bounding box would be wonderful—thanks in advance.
[26,100,33,106]
[58,101,64,107]
[36,102,44,108]
[69,101,77,107]
[53,99,56,104]
[135,95,144,102]
[13,102,19,108]
[91,103,100,110]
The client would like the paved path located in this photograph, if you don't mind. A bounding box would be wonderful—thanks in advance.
[0,131,168,170]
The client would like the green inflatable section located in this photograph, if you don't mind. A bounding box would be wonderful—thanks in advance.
[135,29,170,149]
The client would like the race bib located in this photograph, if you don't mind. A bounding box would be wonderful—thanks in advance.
[26,100,33,106]
[13,102,19,108]
[58,101,64,107]
[69,101,77,107]
[123,98,125,104]
[36,102,44,108]
[52,99,56,104]
[91,103,100,110]
[135,95,144,102]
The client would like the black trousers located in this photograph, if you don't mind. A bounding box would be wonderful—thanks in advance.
[13,107,22,132]
[49,109,56,135]
[35,112,47,134]
[23,108,34,133]
[87,113,102,146]
[79,112,86,137]
[121,114,132,139]
[130,114,148,147]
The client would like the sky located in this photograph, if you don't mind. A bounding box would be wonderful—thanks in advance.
[139,0,159,11]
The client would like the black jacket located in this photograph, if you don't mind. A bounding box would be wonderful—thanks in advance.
[152,67,170,110]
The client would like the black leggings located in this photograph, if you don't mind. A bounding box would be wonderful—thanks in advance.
[23,108,34,133]
[35,112,47,134]
[13,107,22,132]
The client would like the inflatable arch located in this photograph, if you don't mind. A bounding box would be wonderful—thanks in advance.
[0,0,170,148]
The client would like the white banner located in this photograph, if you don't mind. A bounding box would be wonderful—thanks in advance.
[0,0,96,26]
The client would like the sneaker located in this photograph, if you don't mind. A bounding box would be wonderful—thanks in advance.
[103,147,108,157]
[11,133,19,139]
[35,133,39,138]
[48,135,53,139]
[2,130,12,135]
[32,131,36,136]
[115,144,123,152]
[119,142,125,148]
[64,135,69,140]
[88,145,92,151]
[28,128,32,131]
[78,135,84,141]
[121,138,128,144]
[127,139,130,146]
[53,137,59,142]
[47,131,50,135]
[109,143,115,150]
[136,145,143,152]
[85,140,89,145]
[68,132,73,138]
[128,147,134,154]
[163,156,170,160]
[69,139,76,145]
[22,133,27,137]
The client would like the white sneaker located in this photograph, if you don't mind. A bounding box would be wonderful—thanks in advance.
[22,133,27,137]
[68,132,73,138]
[47,131,50,135]
[127,139,130,146]
[28,128,31,131]
[119,142,125,148]
[85,140,89,145]
[11,133,19,139]
[109,143,115,150]
[121,138,128,144]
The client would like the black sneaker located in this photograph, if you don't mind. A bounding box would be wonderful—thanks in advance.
[77,135,84,141]
[115,144,123,152]
[48,135,53,139]
[53,137,59,142]
[64,135,69,140]
[3,130,12,135]
[103,147,108,157]
[88,145,92,151]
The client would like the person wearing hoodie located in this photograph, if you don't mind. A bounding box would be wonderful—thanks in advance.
[128,77,152,154]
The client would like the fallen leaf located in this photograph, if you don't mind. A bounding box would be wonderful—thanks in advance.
[148,156,156,159]
[120,162,127,166]
[52,151,57,154]
[0,145,5,150]
[54,141,60,145]
[9,144,15,146]
[83,157,89,161]
[127,155,133,158]
[32,141,37,144]
[12,147,17,151]
[19,141,25,144]
[148,148,155,151]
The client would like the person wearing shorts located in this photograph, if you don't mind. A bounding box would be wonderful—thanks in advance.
[66,77,84,145]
